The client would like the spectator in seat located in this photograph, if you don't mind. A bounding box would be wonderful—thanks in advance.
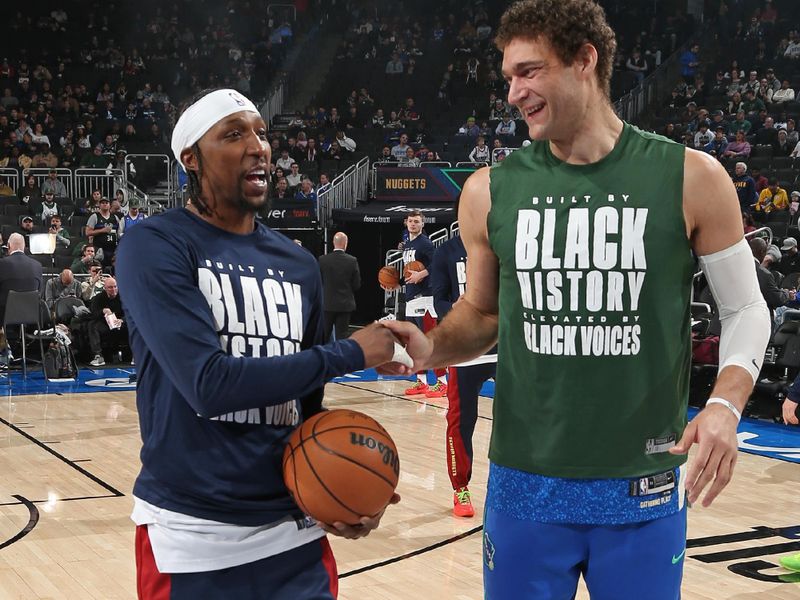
[294,178,317,205]
[704,128,728,158]
[286,163,303,191]
[335,130,356,152]
[270,177,290,201]
[371,109,385,128]
[774,129,793,157]
[750,238,795,321]
[17,175,40,208]
[469,136,491,163]
[399,146,420,167]
[326,140,345,161]
[495,113,517,138]
[81,144,108,168]
[87,276,126,367]
[81,261,105,302]
[302,137,320,165]
[722,130,751,159]
[32,144,58,168]
[779,236,800,274]
[18,216,38,248]
[728,110,752,135]
[625,48,648,84]
[751,167,768,193]
[755,178,789,214]
[317,173,331,194]
[459,117,480,137]
[754,117,778,146]
[39,192,59,226]
[693,122,714,149]
[49,215,70,249]
[275,148,295,171]
[119,203,146,236]
[391,134,410,160]
[41,169,67,197]
[44,268,79,309]
[386,52,404,75]
[71,245,96,274]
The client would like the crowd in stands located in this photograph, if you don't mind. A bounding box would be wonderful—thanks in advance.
[655,1,800,230]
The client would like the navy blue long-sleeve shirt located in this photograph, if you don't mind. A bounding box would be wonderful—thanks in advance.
[430,235,467,318]
[116,208,364,526]
[402,233,434,299]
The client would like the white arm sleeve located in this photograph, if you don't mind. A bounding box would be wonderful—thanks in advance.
[698,238,771,383]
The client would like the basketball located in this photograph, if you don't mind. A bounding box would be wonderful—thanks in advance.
[403,260,425,279]
[283,409,400,525]
[378,265,400,288]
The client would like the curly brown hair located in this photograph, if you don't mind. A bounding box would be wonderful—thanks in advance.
[495,0,617,99]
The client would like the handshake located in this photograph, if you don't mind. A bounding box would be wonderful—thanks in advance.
[347,321,432,375]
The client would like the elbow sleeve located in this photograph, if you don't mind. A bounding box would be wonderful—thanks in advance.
[698,238,771,383]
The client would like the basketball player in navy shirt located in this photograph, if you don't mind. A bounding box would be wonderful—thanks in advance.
[116,89,400,600]
[429,219,497,518]
[383,211,448,396]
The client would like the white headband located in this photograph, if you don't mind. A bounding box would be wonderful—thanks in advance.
[171,89,260,169]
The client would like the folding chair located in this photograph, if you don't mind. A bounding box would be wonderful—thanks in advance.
[3,290,55,380]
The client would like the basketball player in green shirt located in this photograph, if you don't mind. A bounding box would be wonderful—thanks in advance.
[381,1,771,597]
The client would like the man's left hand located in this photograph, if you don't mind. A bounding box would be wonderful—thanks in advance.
[405,270,425,285]
[783,398,799,425]
[669,403,739,507]
[318,493,401,540]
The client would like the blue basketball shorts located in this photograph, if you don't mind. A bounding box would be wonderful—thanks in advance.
[483,507,687,600]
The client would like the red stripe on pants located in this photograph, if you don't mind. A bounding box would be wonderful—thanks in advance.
[320,537,339,598]
[136,525,171,600]
[422,313,447,378]
[445,367,472,489]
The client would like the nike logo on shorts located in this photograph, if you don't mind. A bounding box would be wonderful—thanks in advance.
[672,549,686,564]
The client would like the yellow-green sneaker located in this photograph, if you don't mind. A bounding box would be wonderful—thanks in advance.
[780,553,800,572]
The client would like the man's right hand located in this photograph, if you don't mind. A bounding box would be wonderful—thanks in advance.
[349,323,404,369]
[379,320,434,374]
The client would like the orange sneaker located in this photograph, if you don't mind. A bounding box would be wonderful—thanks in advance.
[425,381,448,398]
[404,381,429,396]
[453,487,475,518]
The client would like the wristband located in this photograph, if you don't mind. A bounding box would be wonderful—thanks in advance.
[705,397,742,422]
[392,342,414,368]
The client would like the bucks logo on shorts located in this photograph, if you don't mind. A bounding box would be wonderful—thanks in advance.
[483,530,496,571]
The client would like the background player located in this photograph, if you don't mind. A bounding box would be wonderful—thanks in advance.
[383,1,771,597]
[117,88,401,600]
[429,204,496,518]
[382,210,447,397]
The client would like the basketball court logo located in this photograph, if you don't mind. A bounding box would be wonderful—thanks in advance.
[483,531,496,571]
[228,91,247,106]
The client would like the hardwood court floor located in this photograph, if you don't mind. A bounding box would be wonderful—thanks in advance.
[0,378,798,599]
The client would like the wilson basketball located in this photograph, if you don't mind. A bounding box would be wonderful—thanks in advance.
[378,265,400,288]
[283,409,400,525]
[403,260,425,279]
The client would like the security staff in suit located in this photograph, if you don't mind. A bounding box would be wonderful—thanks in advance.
[318,232,361,341]
[0,233,43,318]
[0,233,44,358]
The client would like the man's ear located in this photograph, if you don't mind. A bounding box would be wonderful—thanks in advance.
[181,147,198,172]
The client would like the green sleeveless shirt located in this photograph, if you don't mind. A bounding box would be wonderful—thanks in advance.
[487,122,695,479]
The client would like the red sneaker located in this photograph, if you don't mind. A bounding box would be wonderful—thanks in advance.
[453,487,475,518]
[404,381,429,396]
[425,381,448,398]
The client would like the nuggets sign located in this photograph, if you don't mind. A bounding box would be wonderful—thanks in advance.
[375,167,475,201]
